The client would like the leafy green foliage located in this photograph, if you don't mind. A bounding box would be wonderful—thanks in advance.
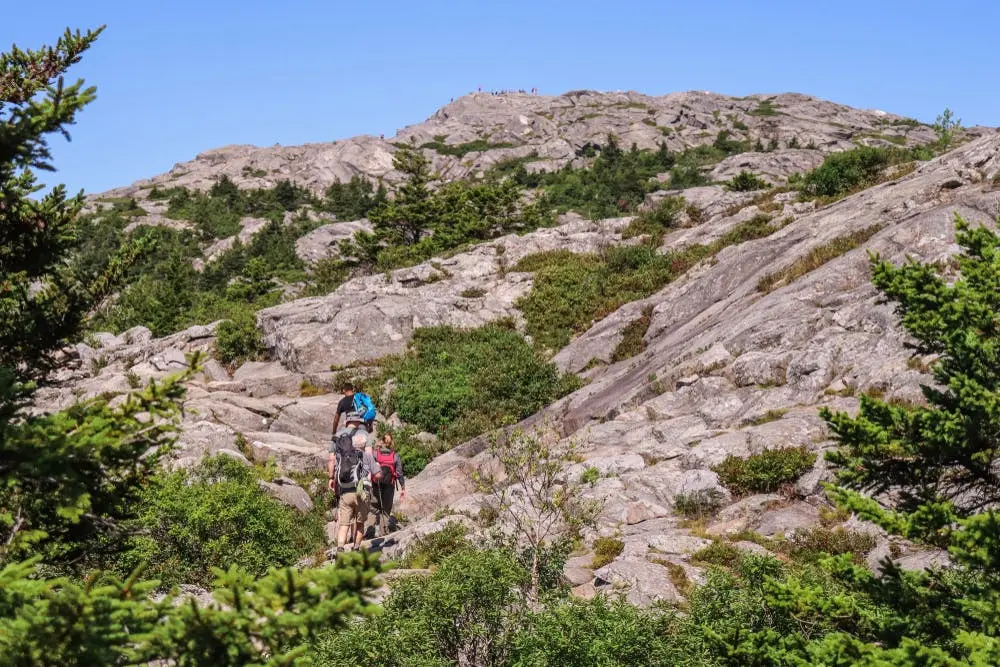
[116,455,325,588]
[476,428,600,602]
[421,137,516,156]
[621,195,685,243]
[713,447,816,496]
[93,212,307,337]
[400,521,471,569]
[933,107,961,150]
[514,244,707,350]
[344,142,553,271]
[314,549,529,666]
[590,537,624,569]
[386,322,580,443]
[611,305,653,361]
[1,552,381,666]
[509,135,680,219]
[0,30,378,665]
[726,170,770,192]
[214,313,265,366]
[509,596,683,666]
[674,488,726,519]
[799,145,930,199]
[0,26,131,392]
[784,526,877,564]
[757,224,883,293]
[321,174,387,220]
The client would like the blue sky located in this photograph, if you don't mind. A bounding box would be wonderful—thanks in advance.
[6,0,997,194]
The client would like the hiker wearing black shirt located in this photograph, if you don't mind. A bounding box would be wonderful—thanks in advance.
[331,383,374,433]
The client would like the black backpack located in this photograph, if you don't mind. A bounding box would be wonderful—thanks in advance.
[334,429,363,487]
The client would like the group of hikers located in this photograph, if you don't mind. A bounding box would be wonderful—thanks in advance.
[327,383,406,552]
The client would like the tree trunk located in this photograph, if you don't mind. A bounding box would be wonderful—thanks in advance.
[529,548,540,610]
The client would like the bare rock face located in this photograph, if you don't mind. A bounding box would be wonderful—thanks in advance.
[709,149,827,184]
[258,215,631,372]
[93,90,934,200]
[295,219,372,265]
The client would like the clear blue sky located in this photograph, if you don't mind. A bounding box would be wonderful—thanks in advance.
[6,0,997,194]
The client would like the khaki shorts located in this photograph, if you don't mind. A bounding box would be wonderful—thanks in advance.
[337,491,369,527]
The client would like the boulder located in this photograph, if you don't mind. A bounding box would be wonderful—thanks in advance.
[593,558,683,607]
[259,477,314,513]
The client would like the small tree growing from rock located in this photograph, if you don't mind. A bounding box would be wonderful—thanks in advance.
[933,107,961,151]
[475,426,601,605]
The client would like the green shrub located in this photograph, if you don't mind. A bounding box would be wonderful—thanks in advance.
[515,244,709,350]
[510,596,683,665]
[313,548,529,666]
[757,224,883,293]
[785,526,877,564]
[674,488,725,519]
[401,522,471,569]
[521,135,677,219]
[713,447,816,496]
[621,195,685,242]
[420,138,516,157]
[692,540,743,567]
[611,306,653,362]
[322,175,387,220]
[726,170,770,192]
[590,537,624,569]
[749,99,780,116]
[116,455,324,588]
[668,164,709,189]
[214,315,265,366]
[799,145,927,199]
[580,466,600,486]
[386,321,580,443]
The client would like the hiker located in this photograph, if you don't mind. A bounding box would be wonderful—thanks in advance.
[331,382,377,434]
[329,413,377,551]
[368,432,405,537]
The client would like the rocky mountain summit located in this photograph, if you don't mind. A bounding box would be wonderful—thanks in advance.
[54,90,1000,606]
[98,90,935,198]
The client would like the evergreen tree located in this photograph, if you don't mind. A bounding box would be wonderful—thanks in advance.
[369,141,436,245]
[0,29,378,664]
[710,214,1000,664]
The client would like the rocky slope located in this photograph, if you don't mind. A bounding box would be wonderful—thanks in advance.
[50,90,1000,606]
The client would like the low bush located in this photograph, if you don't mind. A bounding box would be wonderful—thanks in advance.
[590,537,624,569]
[214,314,265,366]
[610,306,654,362]
[421,138,516,157]
[673,488,725,519]
[785,526,877,563]
[386,321,581,443]
[515,244,709,351]
[515,215,781,351]
[115,455,324,588]
[692,541,742,567]
[757,224,883,293]
[799,145,931,199]
[401,522,471,569]
[726,170,770,192]
[713,447,816,496]
[580,466,600,486]
[621,195,685,243]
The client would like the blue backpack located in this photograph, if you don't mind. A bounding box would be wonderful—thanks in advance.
[353,392,377,421]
